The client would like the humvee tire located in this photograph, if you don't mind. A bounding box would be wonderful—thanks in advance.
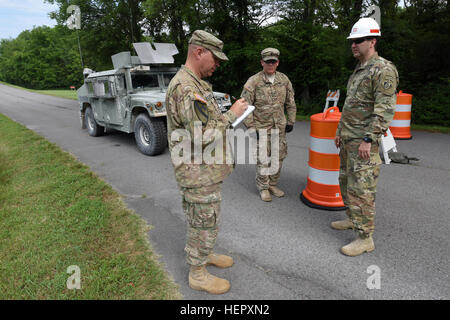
[134,113,167,156]
[85,107,104,137]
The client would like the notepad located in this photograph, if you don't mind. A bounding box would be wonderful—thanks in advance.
[231,105,255,128]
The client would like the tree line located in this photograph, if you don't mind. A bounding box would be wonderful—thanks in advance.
[0,0,448,126]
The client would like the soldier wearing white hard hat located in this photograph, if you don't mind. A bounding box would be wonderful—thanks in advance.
[333,18,399,256]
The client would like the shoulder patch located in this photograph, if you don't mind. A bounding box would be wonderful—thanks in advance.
[243,85,253,92]
[194,93,207,104]
[379,69,397,95]
[383,78,393,90]
[194,98,209,126]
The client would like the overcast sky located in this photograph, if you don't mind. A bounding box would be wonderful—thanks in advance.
[0,0,58,40]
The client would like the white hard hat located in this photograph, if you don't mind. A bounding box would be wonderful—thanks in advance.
[347,18,381,39]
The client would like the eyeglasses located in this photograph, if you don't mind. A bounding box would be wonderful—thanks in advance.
[264,59,278,64]
[350,37,373,45]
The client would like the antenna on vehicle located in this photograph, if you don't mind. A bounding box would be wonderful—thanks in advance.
[66,5,84,69]
[129,0,134,44]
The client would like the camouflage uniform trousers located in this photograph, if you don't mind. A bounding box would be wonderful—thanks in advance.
[180,182,222,266]
[255,130,288,191]
[339,139,381,238]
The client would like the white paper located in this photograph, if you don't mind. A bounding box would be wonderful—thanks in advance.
[231,105,255,128]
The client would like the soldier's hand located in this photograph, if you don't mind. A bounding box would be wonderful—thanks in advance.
[230,98,248,118]
[285,124,293,133]
[359,141,371,160]
[334,136,341,149]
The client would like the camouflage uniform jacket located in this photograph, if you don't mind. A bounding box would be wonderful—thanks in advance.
[166,65,237,188]
[241,71,296,130]
[336,53,399,142]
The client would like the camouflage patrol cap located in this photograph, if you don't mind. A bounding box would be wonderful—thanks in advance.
[261,48,280,61]
[189,30,229,61]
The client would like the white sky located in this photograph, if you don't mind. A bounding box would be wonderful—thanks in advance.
[0,0,58,40]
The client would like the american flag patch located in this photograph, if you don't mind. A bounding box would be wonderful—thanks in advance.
[194,93,207,104]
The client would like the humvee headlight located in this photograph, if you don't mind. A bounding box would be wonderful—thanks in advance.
[155,102,163,109]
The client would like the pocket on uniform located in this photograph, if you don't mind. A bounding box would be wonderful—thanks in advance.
[188,203,218,228]
[351,152,382,172]
[352,161,373,172]
[202,205,218,228]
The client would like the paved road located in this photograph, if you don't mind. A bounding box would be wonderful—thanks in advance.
[1,83,449,300]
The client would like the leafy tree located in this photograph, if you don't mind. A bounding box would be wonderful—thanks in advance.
[142,0,282,95]
[0,0,448,125]
[0,26,83,89]
[45,0,145,70]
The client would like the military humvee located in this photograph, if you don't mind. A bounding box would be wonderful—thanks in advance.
[77,42,232,156]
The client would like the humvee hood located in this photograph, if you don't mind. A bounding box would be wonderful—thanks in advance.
[130,90,167,103]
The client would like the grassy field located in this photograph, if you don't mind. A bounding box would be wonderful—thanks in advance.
[33,89,78,100]
[410,124,450,134]
[0,113,181,299]
[0,81,78,100]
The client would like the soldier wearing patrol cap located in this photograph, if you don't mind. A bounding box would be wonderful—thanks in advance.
[333,18,399,256]
[165,30,248,294]
[241,47,296,202]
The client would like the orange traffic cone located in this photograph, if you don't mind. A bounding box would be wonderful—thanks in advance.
[300,107,345,211]
[390,91,413,140]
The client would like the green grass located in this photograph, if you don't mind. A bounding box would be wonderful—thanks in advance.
[33,89,78,100]
[0,113,181,299]
[0,81,78,100]
[296,114,310,121]
[411,124,450,134]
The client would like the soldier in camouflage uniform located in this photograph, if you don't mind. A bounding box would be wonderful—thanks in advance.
[166,30,248,294]
[333,18,399,256]
[241,48,297,202]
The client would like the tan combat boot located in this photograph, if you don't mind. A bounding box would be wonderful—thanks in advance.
[189,265,231,294]
[269,186,285,197]
[331,219,353,230]
[207,253,234,268]
[260,189,272,202]
[340,236,375,257]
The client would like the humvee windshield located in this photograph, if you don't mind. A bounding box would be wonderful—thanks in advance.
[132,73,159,90]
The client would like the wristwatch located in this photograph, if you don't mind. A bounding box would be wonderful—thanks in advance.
[363,136,373,143]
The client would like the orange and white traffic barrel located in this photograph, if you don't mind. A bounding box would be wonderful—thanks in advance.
[300,107,345,211]
[390,91,413,140]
